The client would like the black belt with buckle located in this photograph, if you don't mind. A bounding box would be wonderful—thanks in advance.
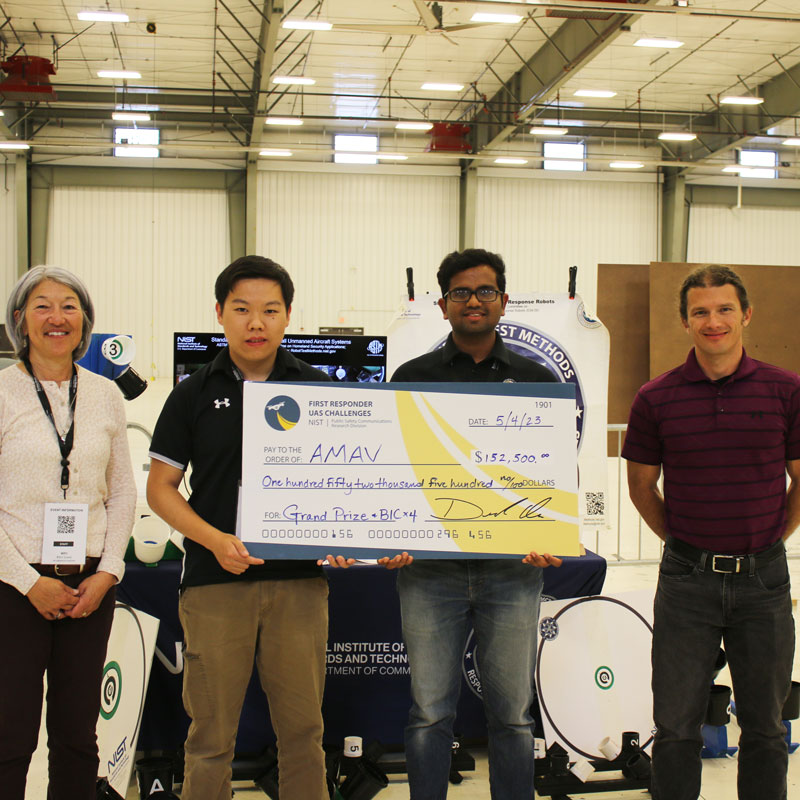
[667,537,785,574]
[30,557,101,578]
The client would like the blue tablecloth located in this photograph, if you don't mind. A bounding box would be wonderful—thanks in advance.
[119,551,606,751]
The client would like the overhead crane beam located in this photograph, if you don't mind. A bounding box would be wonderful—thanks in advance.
[462,0,663,154]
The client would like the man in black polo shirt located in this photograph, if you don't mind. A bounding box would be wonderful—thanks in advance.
[147,256,330,800]
[390,249,561,800]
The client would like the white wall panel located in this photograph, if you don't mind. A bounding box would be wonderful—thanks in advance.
[0,161,17,304]
[687,204,800,266]
[47,185,228,378]
[256,169,459,334]
[475,175,660,311]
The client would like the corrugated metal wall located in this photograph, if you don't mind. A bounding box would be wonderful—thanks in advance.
[256,168,460,333]
[475,174,661,310]
[687,204,800,266]
[41,170,667,375]
[0,161,17,305]
[47,185,229,378]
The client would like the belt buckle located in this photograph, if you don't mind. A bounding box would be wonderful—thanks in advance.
[54,563,83,576]
[712,555,741,574]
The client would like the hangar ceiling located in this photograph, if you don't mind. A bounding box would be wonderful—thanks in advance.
[1,1,800,176]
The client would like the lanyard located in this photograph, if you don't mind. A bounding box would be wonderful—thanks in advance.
[230,361,275,385]
[230,362,275,390]
[23,359,78,499]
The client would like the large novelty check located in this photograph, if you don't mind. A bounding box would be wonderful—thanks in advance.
[241,382,580,559]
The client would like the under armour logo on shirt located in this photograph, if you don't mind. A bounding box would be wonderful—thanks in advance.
[214,398,230,409]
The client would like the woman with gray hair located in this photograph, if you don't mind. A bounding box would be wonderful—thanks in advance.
[0,266,136,800]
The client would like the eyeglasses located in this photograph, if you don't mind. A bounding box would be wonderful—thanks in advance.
[444,286,501,303]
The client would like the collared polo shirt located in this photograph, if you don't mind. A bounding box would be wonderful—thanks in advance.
[150,346,330,587]
[391,332,557,384]
[622,349,800,553]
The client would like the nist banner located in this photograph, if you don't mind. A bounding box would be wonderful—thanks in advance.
[386,293,610,539]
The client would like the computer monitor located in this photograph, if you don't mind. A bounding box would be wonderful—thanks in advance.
[173,332,387,385]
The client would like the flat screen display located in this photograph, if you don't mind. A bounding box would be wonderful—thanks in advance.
[173,332,387,385]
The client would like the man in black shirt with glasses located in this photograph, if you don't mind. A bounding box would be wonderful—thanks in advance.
[390,249,561,800]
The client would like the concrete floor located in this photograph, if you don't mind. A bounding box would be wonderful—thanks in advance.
[114,560,800,799]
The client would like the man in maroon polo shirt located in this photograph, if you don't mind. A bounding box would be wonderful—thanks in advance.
[622,264,800,800]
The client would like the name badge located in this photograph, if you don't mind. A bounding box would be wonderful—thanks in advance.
[42,503,89,565]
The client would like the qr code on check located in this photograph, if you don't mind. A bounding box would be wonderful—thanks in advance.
[585,492,605,516]
[56,515,76,536]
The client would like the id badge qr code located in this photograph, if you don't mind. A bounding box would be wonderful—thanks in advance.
[56,515,76,537]
[42,503,89,564]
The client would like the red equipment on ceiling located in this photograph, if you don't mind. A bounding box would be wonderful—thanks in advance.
[426,123,471,153]
[0,55,58,102]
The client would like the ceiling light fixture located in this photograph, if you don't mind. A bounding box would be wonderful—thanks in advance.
[783,138,800,146]
[470,13,523,23]
[259,149,293,157]
[272,76,316,85]
[530,126,568,135]
[494,157,528,165]
[118,104,160,112]
[396,121,433,131]
[421,83,464,92]
[112,112,151,122]
[658,132,697,142]
[609,161,645,169]
[377,153,409,160]
[264,116,304,126]
[722,165,761,175]
[574,90,616,98]
[78,11,130,22]
[634,38,683,49]
[0,142,30,150]
[282,19,333,31]
[725,165,776,179]
[720,96,764,105]
[97,70,141,79]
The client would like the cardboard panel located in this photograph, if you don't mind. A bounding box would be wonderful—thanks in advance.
[597,264,650,453]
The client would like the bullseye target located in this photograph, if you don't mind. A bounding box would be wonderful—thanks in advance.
[535,592,655,761]
[100,660,122,720]
[96,603,159,797]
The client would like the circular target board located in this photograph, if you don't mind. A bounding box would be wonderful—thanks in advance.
[96,603,151,795]
[536,596,654,760]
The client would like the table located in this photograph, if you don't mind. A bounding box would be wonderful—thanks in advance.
[118,552,606,752]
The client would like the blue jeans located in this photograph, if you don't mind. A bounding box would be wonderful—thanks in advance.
[652,541,794,800]
[397,559,543,800]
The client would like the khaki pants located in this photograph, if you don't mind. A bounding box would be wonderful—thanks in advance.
[178,578,329,800]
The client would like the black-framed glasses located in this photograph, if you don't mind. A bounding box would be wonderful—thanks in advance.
[444,286,501,303]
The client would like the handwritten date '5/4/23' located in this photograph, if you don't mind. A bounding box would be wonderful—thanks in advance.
[468,413,545,429]
[472,450,549,464]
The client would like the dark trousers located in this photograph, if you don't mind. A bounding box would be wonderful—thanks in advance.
[652,543,794,800]
[0,578,116,800]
